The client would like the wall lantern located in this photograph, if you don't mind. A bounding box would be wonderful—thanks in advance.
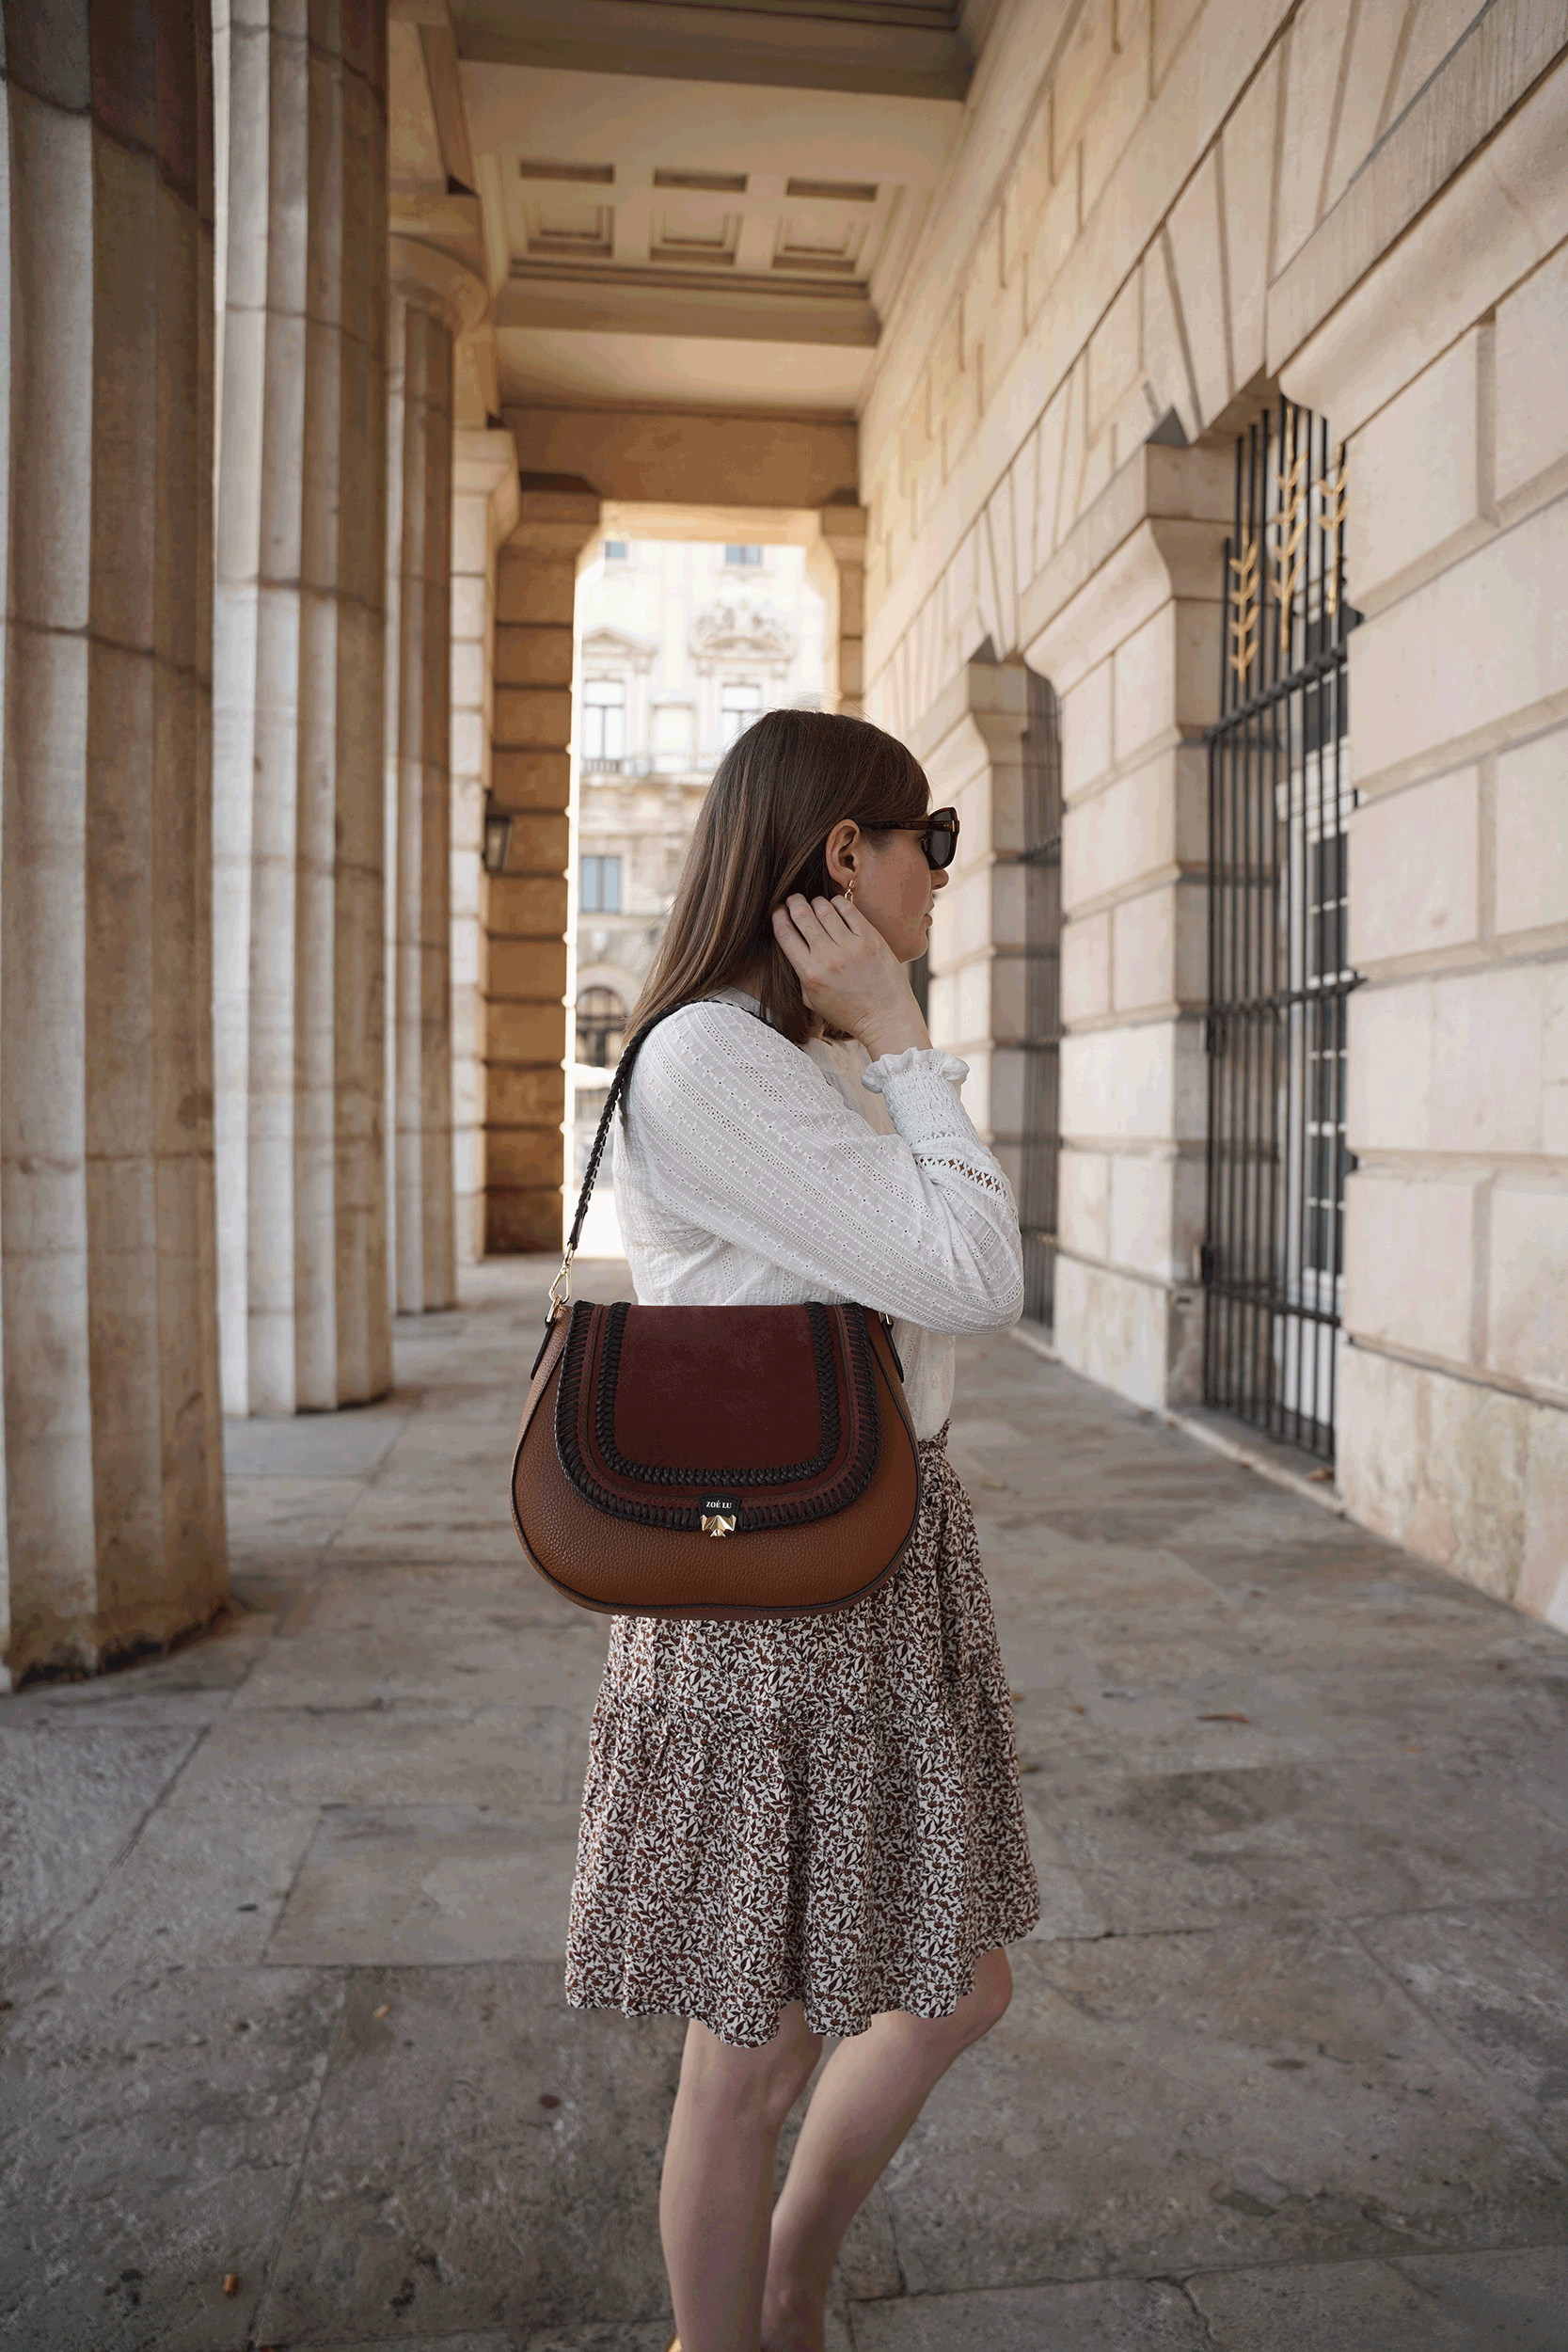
[482,794,513,876]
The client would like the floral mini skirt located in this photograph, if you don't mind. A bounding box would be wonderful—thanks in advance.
[563,1425,1041,2047]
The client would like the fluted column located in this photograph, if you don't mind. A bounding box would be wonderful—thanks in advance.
[384,244,484,1312]
[0,0,227,1681]
[214,0,390,1413]
[450,430,521,1264]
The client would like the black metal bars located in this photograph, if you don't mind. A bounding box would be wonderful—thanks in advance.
[1201,398,1360,1459]
[1020,667,1063,1327]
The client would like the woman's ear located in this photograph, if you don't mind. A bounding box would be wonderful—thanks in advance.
[823,818,861,895]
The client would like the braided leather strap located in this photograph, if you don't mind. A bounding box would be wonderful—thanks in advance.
[565,1002,686,1256]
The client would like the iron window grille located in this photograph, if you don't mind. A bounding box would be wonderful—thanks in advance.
[1021,670,1063,1327]
[1201,398,1361,1460]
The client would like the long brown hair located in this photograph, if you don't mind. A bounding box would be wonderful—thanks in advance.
[631,708,929,1048]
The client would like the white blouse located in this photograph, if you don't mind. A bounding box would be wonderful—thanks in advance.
[610,990,1023,1439]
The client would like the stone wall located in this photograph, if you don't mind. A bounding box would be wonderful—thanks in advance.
[859,0,1568,1614]
[1282,39,1568,1622]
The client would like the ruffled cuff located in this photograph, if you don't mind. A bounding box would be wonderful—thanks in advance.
[861,1046,970,1092]
[862,1048,973,1149]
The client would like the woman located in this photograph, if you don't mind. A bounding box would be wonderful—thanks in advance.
[564,708,1039,2351]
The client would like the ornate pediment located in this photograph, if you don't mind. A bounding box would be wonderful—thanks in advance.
[581,625,656,667]
[689,598,797,665]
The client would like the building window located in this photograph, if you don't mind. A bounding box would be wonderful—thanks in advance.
[719,679,762,747]
[582,677,626,769]
[724,545,762,566]
[603,540,627,562]
[580,853,622,914]
[653,702,693,771]
[576,987,626,1069]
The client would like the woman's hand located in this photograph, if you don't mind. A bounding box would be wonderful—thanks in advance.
[771,893,931,1061]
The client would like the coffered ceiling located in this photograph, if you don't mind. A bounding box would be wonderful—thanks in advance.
[391,0,1000,420]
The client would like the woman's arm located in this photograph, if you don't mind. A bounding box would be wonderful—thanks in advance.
[626,1004,1022,1333]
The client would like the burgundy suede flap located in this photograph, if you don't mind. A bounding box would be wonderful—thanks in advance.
[612,1304,824,1470]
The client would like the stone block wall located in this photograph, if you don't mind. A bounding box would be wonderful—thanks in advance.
[1281,52,1568,1623]
[1027,447,1229,1409]
[859,0,1568,1613]
[486,485,600,1252]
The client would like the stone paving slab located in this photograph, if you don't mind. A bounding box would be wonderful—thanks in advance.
[878,1925,1568,2295]
[43,1799,322,1974]
[161,1700,572,1818]
[1354,1904,1568,2161]
[1184,2242,1568,2348]
[251,1964,683,2345]
[0,1963,344,2352]
[847,2275,1207,2348]
[1033,1752,1568,1931]
[233,1576,609,1715]
[0,1722,198,1948]
[268,1804,583,1966]
[2,1262,1565,2348]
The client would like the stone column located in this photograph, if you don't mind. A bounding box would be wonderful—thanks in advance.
[383,244,485,1312]
[487,482,601,1252]
[214,0,391,1413]
[911,659,1031,1181]
[450,430,521,1263]
[810,502,869,716]
[0,0,228,1681]
[1022,443,1231,1412]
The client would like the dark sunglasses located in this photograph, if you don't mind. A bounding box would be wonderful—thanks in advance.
[858,806,960,870]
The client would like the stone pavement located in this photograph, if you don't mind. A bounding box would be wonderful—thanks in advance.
[3,1259,1566,2352]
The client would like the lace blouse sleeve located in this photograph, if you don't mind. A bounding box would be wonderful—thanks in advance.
[623,1004,1022,1334]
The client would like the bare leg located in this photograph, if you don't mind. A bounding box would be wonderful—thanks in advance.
[661,2004,824,2352]
[759,1950,1013,2352]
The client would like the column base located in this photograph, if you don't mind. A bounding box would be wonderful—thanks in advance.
[1053,1252,1203,1415]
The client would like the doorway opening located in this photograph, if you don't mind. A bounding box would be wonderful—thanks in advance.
[566,524,827,1254]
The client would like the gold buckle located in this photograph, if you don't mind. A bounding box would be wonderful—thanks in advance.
[547,1248,575,1318]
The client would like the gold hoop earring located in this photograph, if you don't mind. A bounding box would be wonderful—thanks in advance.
[843,874,857,907]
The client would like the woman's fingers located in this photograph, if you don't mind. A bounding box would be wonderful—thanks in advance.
[770,901,813,970]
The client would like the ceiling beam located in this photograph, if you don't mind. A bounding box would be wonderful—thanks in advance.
[451,0,974,100]
[497,265,879,344]
[502,401,858,507]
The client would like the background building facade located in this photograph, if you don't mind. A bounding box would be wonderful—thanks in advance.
[566,537,826,1245]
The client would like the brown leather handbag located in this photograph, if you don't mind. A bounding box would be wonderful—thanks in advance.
[510,1005,923,1619]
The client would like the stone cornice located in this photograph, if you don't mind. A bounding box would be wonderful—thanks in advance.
[503,481,603,560]
[453,425,521,547]
[389,234,489,335]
